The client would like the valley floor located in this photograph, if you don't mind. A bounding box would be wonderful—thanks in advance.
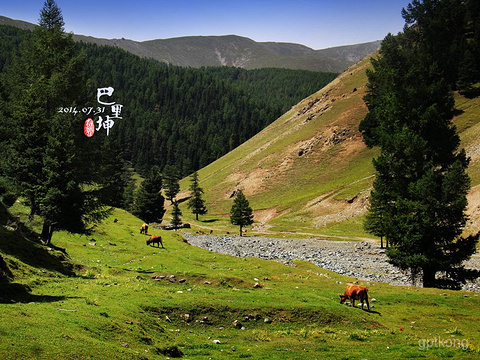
[183,233,480,292]
[2,206,480,359]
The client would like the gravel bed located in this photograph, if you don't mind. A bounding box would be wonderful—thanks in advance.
[183,233,480,292]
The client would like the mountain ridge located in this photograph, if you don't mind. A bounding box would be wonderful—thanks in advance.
[0,15,380,72]
[77,34,381,72]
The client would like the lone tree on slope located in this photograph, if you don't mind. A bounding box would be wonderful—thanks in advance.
[133,167,165,224]
[171,201,182,229]
[187,171,207,221]
[163,165,181,205]
[230,190,254,236]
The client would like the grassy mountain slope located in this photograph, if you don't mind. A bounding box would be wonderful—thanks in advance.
[1,203,480,359]
[178,55,480,239]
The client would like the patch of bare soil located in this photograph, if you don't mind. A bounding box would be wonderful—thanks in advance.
[466,184,480,234]
[225,168,271,197]
[310,191,369,228]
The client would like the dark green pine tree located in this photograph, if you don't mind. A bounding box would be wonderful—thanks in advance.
[171,201,182,229]
[187,171,207,220]
[401,0,468,88]
[457,49,479,94]
[230,190,254,236]
[363,183,388,249]
[96,138,130,208]
[133,168,165,223]
[40,113,85,241]
[163,165,181,204]
[122,178,136,212]
[360,0,479,288]
[3,0,108,244]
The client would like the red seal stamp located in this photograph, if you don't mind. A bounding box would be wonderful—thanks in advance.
[84,118,95,137]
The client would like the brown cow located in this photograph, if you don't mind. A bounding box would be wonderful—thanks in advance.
[339,284,370,311]
[146,235,164,248]
[140,223,149,235]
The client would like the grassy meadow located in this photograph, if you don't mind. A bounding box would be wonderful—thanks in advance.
[1,202,479,359]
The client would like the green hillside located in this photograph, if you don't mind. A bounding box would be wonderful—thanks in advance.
[1,203,480,359]
[1,2,480,357]
[177,55,480,240]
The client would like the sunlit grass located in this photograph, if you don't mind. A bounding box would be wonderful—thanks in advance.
[1,205,480,359]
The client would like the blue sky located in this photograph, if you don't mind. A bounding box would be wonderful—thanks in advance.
[2,0,411,49]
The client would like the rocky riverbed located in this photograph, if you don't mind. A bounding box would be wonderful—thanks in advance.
[182,233,480,292]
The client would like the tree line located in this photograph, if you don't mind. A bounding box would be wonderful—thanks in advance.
[81,45,337,176]
[133,168,254,238]
[0,23,337,179]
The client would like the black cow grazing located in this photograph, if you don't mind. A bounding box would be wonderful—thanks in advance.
[146,235,164,248]
[140,223,149,235]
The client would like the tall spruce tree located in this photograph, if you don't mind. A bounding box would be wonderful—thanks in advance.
[40,112,84,241]
[230,190,254,236]
[96,138,130,208]
[363,184,388,249]
[187,171,207,220]
[171,201,182,229]
[360,0,479,288]
[163,165,181,204]
[3,0,108,244]
[133,168,165,223]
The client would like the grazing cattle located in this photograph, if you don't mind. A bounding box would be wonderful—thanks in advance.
[209,229,213,234]
[140,223,149,235]
[146,235,164,248]
[339,284,370,311]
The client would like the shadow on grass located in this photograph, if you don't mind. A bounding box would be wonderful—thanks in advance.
[1,203,74,276]
[128,268,157,275]
[0,283,68,304]
[0,227,74,276]
[460,87,480,99]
